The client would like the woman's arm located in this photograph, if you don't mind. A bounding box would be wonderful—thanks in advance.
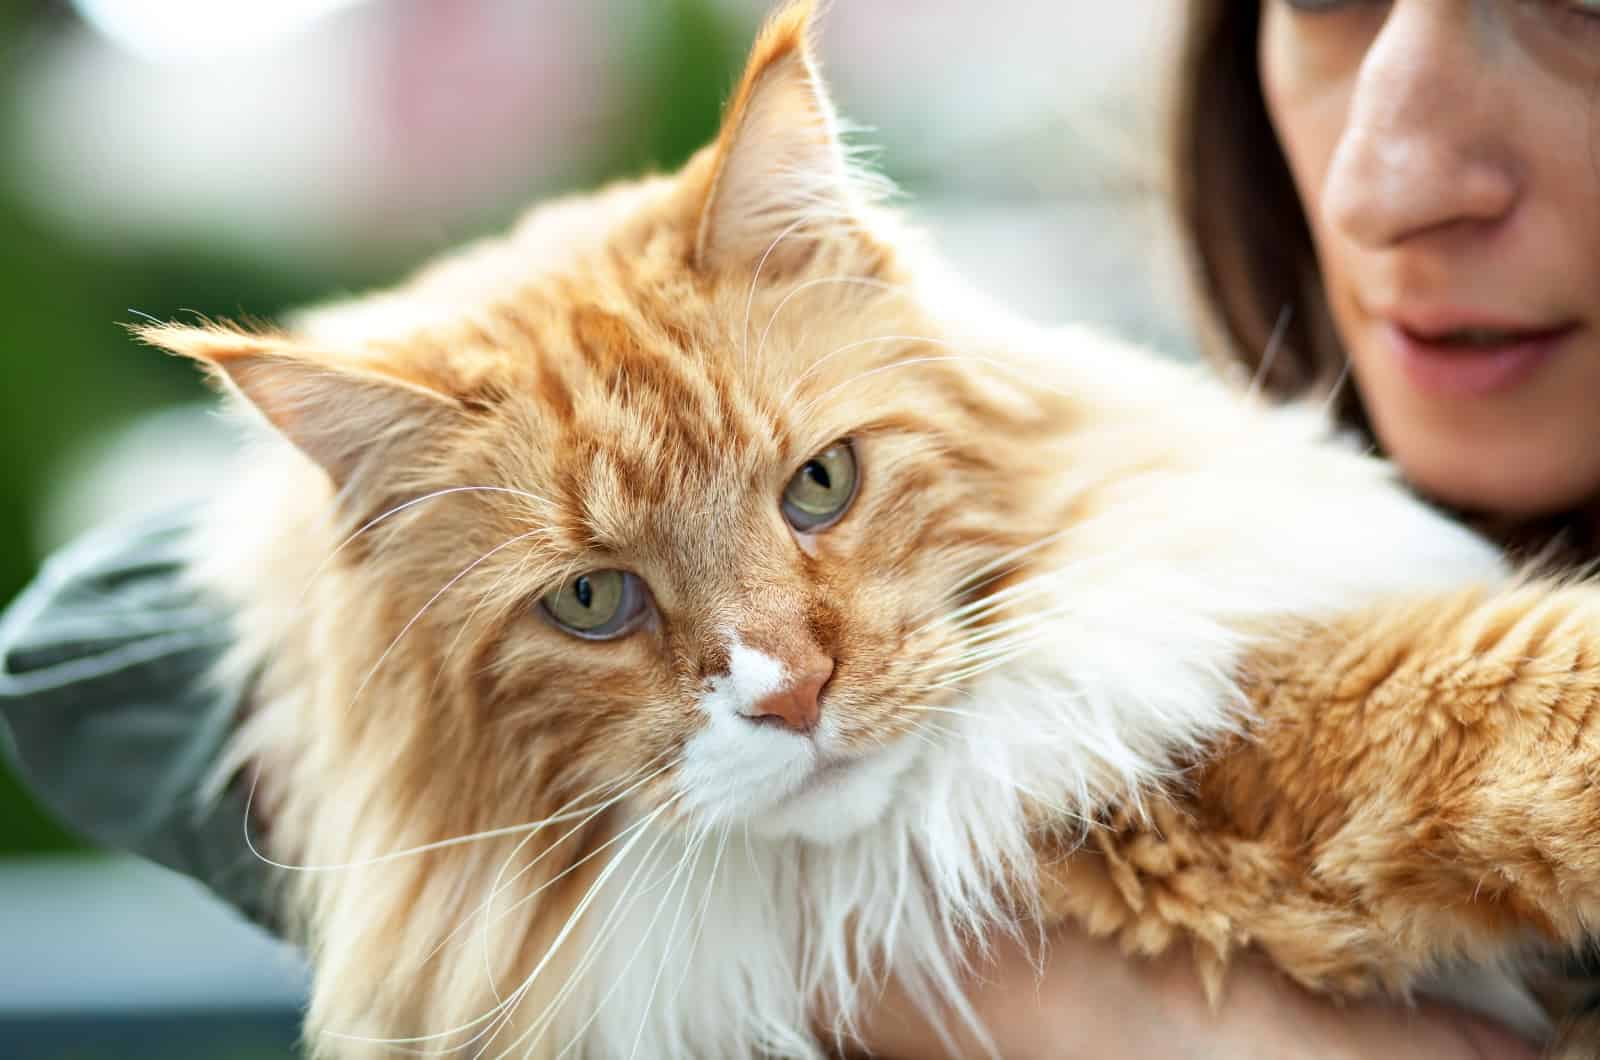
[851,920,1534,1060]
[0,506,272,927]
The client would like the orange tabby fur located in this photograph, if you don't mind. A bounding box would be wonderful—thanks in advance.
[132,3,1597,1057]
[1043,581,1600,1052]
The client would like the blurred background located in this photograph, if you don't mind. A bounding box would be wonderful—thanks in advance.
[0,0,1177,1054]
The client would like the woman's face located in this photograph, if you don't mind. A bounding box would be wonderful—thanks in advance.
[1259,0,1600,517]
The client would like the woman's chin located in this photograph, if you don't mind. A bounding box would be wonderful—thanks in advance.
[1387,438,1600,521]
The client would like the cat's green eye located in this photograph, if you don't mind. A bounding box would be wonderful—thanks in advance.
[541,570,648,639]
[781,440,858,532]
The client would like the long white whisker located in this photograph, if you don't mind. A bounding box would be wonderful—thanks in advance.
[297,485,549,608]
[475,757,666,1002]
[919,637,1045,691]
[624,826,713,1060]
[241,764,647,874]
[937,517,1125,609]
[485,795,687,1060]
[425,541,545,711]
[780,333,943,410]
[422,755,677,970]
[904,703,990,723]
[928,647,1040,689]
[1248,304,1293,403]
[666,823,730,1013]
[1319,354,1355,420]
[904,576,1059,643]
[471,783,680,943]
[480,827,548,1007]
[755,276,905,369]
[742,215,812,370]
[536,817,696,1059]
[902,624,1049,688]
[322,796,684,1054]
[439,815,687,1060]
[914,514,1209,651]
[345,527,550,718]
[739,818,779,929]
[475,825,684,1060]
[943,609,1071,652]
[901,526,1084,629]
[902,724,950,757]
[794,349,1080,427]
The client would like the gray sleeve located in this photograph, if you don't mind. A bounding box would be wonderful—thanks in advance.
[0,506,278,931]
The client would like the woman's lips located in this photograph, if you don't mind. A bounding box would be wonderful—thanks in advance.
[1385,320,1576,397]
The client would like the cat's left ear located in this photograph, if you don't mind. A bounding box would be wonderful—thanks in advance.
[135,321,468,498]
[693,0,865,274]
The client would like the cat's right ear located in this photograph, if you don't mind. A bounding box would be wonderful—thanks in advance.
[692,0,866,275]
[136,321,466,497]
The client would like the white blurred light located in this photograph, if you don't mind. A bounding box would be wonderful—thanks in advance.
[72,0,372,62]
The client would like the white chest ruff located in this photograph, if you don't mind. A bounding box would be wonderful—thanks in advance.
[568,713,1038,1060]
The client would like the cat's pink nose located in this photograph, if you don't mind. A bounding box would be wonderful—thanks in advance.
[746,660,834,735]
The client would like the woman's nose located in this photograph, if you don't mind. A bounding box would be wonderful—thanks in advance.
[1323,2,1519,250]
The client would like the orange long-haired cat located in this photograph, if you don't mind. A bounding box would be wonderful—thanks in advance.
[142,4,1600,1056]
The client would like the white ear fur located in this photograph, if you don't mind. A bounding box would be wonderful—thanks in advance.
[219,355,460,493]
[694,2,858,273]
[137,322,462,494]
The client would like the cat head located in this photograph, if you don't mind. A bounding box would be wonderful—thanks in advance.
[141,1,1065,846]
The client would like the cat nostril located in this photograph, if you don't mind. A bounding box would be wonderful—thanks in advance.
[745,661,833,735]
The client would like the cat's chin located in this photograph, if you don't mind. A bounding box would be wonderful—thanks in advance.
[745,737,921,845]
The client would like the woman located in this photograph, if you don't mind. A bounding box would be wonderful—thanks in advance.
[0,0,1586,1055]
[1180,0,1600,543]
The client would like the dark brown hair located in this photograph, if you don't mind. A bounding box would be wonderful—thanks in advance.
[1170,0,1369,434]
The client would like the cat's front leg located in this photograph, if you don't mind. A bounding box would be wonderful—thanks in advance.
[1038,580,1600,1049]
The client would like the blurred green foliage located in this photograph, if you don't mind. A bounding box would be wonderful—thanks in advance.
[607,0,748,176]
[0,0,746,856]
[0,201,378,855]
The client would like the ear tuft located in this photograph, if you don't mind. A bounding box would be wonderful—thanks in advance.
[133,318,291,370]
[694,0,865,274]
[135,320,464,494]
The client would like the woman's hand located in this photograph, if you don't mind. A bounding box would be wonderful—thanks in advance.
[851,922,1537,1060]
